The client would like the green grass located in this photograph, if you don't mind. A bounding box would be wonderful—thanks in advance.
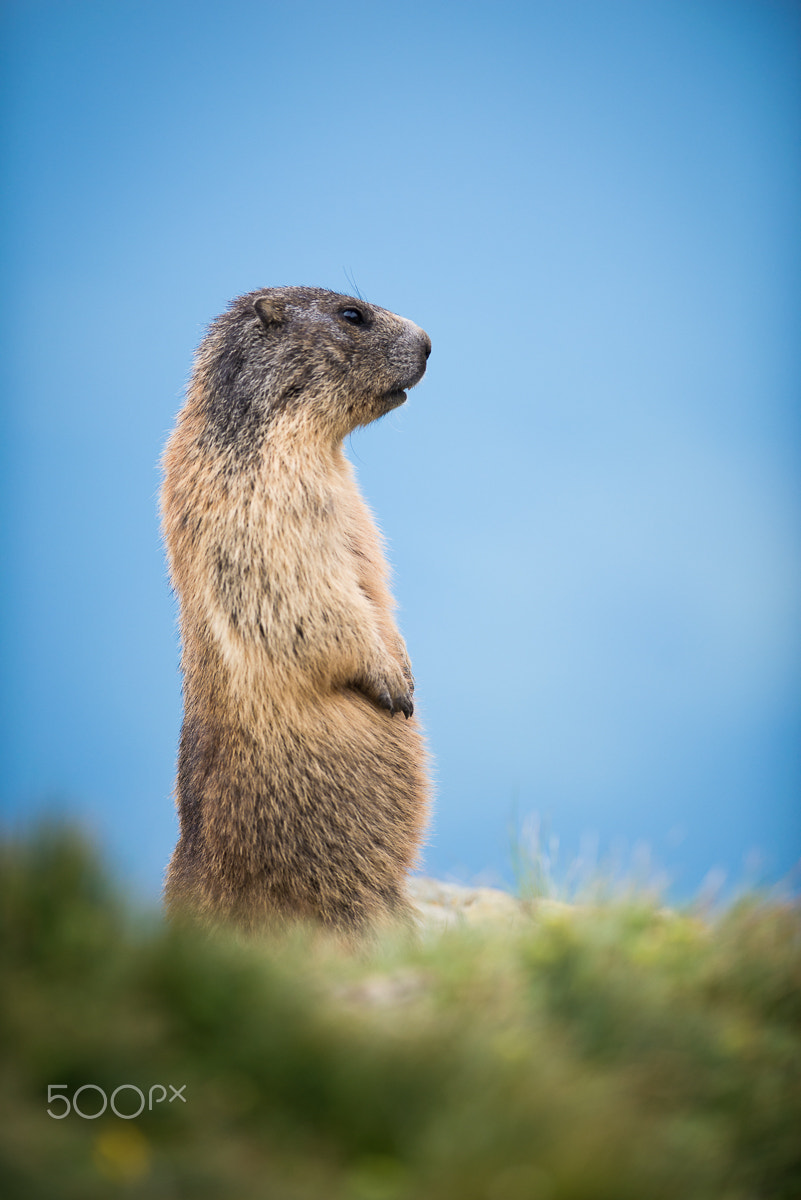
[1,825,799,1199]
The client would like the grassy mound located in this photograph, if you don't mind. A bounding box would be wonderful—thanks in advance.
[1,826,799,1199]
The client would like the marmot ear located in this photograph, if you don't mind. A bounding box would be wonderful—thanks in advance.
[254,295,286,329]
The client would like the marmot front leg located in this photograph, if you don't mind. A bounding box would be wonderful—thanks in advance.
[395,634,415,692]
[253,588,414,719]
[350,650,414,719]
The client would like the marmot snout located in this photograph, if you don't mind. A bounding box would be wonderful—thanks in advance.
[161,287,431,932]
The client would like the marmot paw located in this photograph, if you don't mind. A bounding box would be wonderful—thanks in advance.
[354,665,414,719]
[374,685,414,720]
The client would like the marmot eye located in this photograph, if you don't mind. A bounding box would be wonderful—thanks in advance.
[340,308,364,325]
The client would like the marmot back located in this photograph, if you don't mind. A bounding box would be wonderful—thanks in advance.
[161,287,432,932]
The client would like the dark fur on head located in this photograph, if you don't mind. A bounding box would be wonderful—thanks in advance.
[196,288,430,454]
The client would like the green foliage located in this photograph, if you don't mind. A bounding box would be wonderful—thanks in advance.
[1,826,799,1199]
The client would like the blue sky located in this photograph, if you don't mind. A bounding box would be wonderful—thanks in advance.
[2,0,799,900]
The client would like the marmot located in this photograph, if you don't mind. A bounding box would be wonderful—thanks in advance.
[161,287,431,932]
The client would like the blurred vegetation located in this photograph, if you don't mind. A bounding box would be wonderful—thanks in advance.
[1,825,799,1199]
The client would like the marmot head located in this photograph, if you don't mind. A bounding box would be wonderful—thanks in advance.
[193,287,431,450]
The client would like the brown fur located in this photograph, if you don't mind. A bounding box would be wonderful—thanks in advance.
[161,287,431,932]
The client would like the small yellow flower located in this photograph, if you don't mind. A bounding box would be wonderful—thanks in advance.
[93,1125,151,1183]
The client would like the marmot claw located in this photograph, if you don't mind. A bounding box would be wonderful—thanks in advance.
[373,686,413,719]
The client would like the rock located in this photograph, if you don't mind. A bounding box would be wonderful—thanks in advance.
[335,969,427,1007]
[407,877,525,931]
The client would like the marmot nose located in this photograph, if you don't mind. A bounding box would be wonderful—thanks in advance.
[422,333,432,359]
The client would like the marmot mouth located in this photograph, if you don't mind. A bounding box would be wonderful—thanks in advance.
[380,389,408,412]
